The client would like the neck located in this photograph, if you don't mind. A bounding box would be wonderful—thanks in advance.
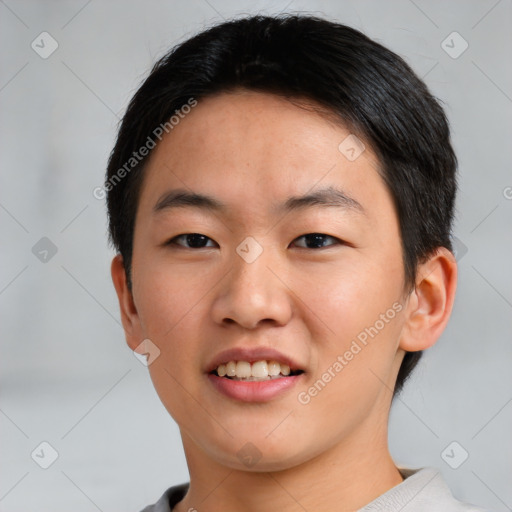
[174,421,403,512]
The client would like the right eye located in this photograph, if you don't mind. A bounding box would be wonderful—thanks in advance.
[165,233,217,249]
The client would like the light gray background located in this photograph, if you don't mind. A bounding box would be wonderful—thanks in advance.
[1,1,511,511]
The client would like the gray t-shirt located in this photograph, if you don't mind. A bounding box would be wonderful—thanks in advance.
[140,467,491,512]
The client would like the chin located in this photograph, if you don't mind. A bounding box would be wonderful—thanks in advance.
[206,434,312,472]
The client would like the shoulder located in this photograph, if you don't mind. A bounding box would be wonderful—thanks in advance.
[139,482,189,512]
[359,467,491,512]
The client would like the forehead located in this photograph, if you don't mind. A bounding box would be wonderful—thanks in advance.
[136,91,391,225]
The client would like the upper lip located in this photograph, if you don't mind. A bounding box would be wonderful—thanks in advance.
[205,346,305,374]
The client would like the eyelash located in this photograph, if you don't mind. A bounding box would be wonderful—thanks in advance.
[165,233,344,250]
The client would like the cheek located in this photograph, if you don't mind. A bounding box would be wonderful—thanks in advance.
[132,257,207,397]
[295,255,404,389]
[297,255,401,336]
[135,264,208,423]
[133,250,203,336]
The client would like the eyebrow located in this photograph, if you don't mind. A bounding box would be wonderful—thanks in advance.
[152,185,365,216]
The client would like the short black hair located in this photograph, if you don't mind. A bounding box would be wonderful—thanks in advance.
[105,14,457,396]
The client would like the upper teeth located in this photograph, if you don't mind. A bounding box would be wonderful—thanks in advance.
[216,360,291,379]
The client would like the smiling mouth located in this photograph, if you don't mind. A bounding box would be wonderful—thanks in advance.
[210,360,304,381]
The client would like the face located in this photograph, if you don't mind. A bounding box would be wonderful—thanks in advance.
[119,90,411,471]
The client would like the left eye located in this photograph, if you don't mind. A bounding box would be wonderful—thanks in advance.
[291,233,341,249]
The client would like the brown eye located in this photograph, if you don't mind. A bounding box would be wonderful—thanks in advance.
[167,233,217,249]
[292,233,342,249]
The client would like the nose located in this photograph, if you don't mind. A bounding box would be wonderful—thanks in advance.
[210,244,293,329]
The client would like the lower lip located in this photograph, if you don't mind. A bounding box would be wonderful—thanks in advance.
[207,373,303,402]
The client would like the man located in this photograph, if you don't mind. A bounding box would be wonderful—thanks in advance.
[106,14,488,512]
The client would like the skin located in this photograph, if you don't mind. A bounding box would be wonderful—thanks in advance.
[111,90,457,512]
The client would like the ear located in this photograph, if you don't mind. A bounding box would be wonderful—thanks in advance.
[399,247,457,352]
[111,254,143,351]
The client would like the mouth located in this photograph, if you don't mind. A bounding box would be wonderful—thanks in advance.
[207,361,305,402]
[205,347,306,401]
[209,360,305,382]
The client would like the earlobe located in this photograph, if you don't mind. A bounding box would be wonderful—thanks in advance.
[399,247,457,352]
[110,254,141,350]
